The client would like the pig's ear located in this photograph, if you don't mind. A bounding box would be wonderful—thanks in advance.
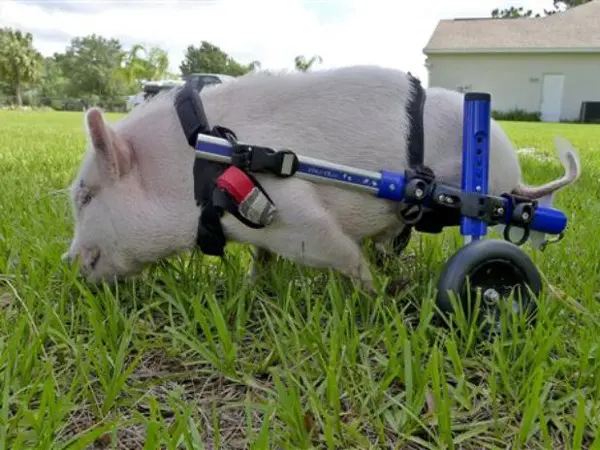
[86,108,133,179]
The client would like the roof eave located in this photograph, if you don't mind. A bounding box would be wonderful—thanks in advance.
[423,47,600,55]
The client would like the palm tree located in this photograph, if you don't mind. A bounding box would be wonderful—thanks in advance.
[0,28,43,106]
[122,44,148,86]
[147,47,169,80]
[121,44,170,91]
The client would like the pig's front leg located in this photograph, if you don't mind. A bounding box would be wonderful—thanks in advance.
[247,226,414,297]
[247,246,274,285]
[253,228,374,294]
[369,222,412,266]
[227,199,376,295]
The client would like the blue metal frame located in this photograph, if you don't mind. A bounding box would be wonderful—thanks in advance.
[194,93,568,239]
[461,92,492,241]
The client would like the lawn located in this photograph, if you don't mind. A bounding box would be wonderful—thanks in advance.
[1,110,600,450]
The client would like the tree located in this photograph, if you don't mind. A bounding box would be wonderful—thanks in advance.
[146,47,169,80]
[248,60,262,72]
[491,0,591,18]
[38,56,69,104]
[58,34,129,101]
[122,43,148,87]
[0,27,43,106]
[122,45,170,86]
[491,6,539,18]
[294,55,322,72]
[179,41,256,77]
[546,0,592,14]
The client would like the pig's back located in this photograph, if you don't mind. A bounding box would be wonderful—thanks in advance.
[200,65,416,174]
[200,66,521,197]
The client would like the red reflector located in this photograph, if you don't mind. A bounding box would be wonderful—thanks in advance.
[216,166,255,203]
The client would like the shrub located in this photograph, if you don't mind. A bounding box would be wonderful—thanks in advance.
[492,108,541,122]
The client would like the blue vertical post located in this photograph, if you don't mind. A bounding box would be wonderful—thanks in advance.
[461,92,492,243]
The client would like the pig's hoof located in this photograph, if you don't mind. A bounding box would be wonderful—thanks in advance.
[385,277,411,297]
[392,225,412,255]
[373,226,413,268]
[374,248,389,267]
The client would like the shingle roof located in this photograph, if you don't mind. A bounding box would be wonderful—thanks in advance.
[423,0,600,53]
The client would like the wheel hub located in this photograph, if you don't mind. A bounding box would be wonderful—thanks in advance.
[483,287,500,305]
[464,258,531,319]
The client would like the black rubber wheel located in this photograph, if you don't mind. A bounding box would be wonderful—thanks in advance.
[436,239,542,329]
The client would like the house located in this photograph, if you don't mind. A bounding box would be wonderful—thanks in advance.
[423,0,600,122]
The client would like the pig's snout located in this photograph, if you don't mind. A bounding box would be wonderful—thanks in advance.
[63,243,101,273]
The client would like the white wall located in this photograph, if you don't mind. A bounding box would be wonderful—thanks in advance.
[425,52,600,121]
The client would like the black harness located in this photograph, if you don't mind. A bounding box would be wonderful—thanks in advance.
[391,74,462,252]
[174,73,459,257]
[175,83,299,256]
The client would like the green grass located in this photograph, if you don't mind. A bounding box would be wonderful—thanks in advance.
[1,110,600,450]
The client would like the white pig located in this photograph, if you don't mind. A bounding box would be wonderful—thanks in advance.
[63,65,581,293]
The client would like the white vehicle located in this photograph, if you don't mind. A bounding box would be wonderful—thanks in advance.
[142,79,186,100]
[181,73,236,92]
[126,92,146,110]
[134,74,236,108]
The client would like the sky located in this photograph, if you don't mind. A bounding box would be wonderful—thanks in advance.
[0,0,557,87]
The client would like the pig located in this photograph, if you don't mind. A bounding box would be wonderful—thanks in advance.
[62,65,581,294]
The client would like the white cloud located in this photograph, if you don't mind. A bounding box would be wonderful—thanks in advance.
[0,0,556,86]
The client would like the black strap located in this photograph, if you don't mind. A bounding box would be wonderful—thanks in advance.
[196,201,227,257]
[194,167,276,256]
[175,83,211,147]
[395,73,429,237]
[406,73,426,169]
[193,158,228,207]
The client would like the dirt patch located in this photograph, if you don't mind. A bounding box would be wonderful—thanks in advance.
[69,348,279,449]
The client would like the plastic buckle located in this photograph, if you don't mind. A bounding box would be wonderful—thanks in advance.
[231,145,299,177]
[238,187,277,225]
[231,146,252,170]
